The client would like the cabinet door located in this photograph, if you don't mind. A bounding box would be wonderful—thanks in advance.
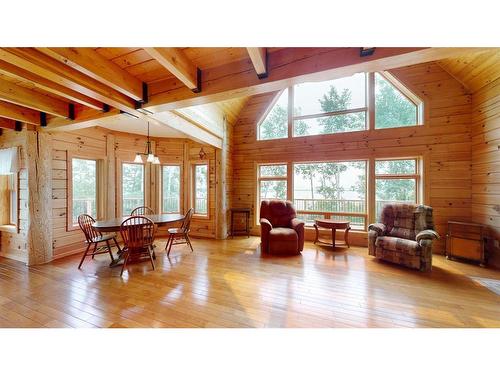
[450,237,482,261]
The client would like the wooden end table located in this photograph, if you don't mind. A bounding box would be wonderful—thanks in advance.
[230,208,251,237]
[313,219,351,249]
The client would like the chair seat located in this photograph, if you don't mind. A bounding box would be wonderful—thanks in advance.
[168,227,187,234]
[269,227,298,241]
[375,236,420,255]
[88,233,117,243]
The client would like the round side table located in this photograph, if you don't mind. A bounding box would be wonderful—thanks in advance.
[313,219,351,249]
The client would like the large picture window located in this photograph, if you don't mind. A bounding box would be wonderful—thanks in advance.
[293,161,367,230]
[193,163,208,216]
[71,158,97,225]
[257,71,423,140]
[162,165,181,213]
[122,163,144,215]
[375,158,419,219]
[293,73,367,137]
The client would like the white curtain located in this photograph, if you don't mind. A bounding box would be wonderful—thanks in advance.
[0,147,19,175]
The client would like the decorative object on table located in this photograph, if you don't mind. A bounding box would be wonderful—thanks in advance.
[259,200,304,255]
[133,121,160,164]
[130,206,155,216]
[230,207,251,238]
[313,219,351,249]
[77,214,119,269]
[166,208,195,255]
[446,221,486,266]
[368,203,439,272]
[119,216,157,276]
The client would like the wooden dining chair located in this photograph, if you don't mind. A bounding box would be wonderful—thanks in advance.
[77,214,119,269]
[119,216,156,276]
[130,206,155,216]
[165,208,194,256]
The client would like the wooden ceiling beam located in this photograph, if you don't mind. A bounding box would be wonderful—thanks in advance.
[246,48,267,78]
[0,78,69,118]
[144,48,201,92]
[39,48,145,102]
[0,59,103,110]
[144,47,493,112]
[0,117,16,130]
[0,48,137,112]
[151,111,222,148]
[0,100,40,125]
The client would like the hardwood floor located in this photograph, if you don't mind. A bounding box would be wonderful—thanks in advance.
[0,237,499,328]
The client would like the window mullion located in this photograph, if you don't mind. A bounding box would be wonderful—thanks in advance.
[368,72,375,131]
[288,86,293,138]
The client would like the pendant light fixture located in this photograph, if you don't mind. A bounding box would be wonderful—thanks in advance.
[134,122,160,164]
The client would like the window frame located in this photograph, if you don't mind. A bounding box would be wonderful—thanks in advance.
[191,161,209,218]
[160,163,183,214]
[67,153,105,231]
[374,71,424,128]
[256,162,289,224]
[119,161,146,217]
[374,157,421,219]
[256,71,424,141]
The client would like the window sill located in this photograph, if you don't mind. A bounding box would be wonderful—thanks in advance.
[0,224,18,233]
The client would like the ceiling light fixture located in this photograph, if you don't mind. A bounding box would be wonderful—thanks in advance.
[134,122,160,164]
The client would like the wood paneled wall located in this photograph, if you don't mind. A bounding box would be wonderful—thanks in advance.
[232,62,473,253]
[0,129,28,263]
[471,77,500,267]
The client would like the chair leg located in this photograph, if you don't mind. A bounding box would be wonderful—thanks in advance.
[165,234,172,251]
[106,240,115,262]
[148,246,156,270]
[120,250,130,277]
[78,243,92,269]
[91,242,96,259]
[167,234,175,256]
[185,234,194,252]
[112,237,122,254]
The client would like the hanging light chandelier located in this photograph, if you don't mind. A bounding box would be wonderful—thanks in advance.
[134,121,160,164]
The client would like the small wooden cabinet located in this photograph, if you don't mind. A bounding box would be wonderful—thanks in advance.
[446,221,486,266]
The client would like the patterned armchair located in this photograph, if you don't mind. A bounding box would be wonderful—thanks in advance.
[368,203,439,271]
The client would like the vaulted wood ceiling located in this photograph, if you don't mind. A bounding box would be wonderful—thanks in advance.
[0,47,495,147]
[438,49,500,93]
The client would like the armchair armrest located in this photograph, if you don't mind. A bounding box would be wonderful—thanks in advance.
[368,223,386,236]
[290,218,305,252]
[416,229,440,242]
[260,218,273,232]
[260,218,272,254]
[290,218,305,231]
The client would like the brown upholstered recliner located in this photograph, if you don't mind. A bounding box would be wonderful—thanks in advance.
[260,200,305,255]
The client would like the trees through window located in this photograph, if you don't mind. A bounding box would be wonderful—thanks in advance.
[375,159,419,219]
[162,165,181,213]
[193,164,208,215]
[293,161,367,229]
[122,163,144,215]
[71,158,97,225]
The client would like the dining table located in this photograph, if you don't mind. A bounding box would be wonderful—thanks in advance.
[92,213,185,267]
